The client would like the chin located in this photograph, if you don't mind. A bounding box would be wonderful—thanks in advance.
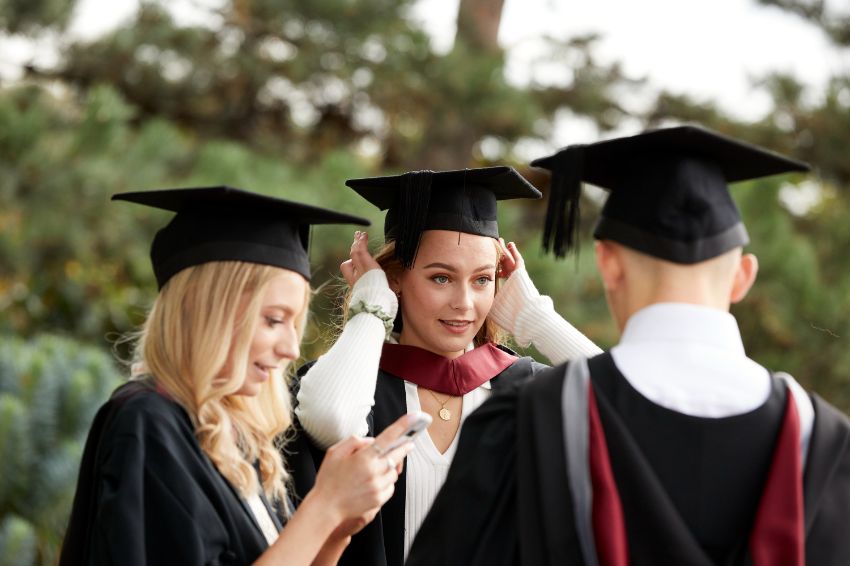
[234,382,262,397]
[435,336,474,356]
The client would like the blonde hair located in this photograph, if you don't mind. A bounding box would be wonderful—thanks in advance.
[132,261,309,505]
[341,238,506,347]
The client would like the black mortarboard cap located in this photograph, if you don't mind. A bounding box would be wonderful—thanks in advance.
[112,186,370,288]
[346,166,541,268]
[531,125,810,263]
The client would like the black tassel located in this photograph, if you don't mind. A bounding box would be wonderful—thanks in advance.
[542,145,585,258]
[395,170,433,269]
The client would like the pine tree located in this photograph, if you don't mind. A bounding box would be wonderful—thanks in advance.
[0,335,121,565]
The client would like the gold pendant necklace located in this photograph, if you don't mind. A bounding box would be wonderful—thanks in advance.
[426,389,453,421]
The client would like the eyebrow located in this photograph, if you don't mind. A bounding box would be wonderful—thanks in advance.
[422,262,496,272]
[264,304,297,314]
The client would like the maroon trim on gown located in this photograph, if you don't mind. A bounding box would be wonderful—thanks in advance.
[587,387,804,566]
[378,342,516,396]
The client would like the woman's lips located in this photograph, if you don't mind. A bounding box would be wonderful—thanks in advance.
[439,319,473,334]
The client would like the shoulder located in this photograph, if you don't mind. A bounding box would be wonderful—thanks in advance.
[490,345,551,390]
[803,394,850,563]
[521,361,570,396]
[471,360,565,421]
[811,393,850,427]
[809,393,850,450]
[496,343,552,375]
[494,343,546,369]
[100,381,194,445]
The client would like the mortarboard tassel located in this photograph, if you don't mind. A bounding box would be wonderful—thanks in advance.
[543,145,585,258]
[395,170,434,269]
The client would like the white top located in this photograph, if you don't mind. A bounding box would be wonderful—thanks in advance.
[401,381,491,560]
[245,493,279,546]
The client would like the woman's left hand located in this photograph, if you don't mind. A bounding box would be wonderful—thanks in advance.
[340,231,381,287]
[498,238,525,279]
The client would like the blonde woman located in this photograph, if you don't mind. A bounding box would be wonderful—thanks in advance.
[60,187,415,566]
[294,168,601,565]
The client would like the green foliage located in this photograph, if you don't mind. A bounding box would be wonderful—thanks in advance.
[2,0,848,406]
[26,0,634,170]
[757,0,850,46]
[0,515,37,566]
[0,0,77,34]
[0,81,377,358]
[0,335,121,564]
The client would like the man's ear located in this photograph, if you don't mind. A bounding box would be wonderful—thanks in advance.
[730,253,759,304]
[595,240,624,293]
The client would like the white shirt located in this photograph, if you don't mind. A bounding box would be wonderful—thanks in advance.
[611,303,771,417]
[245,493,279,546]
[402,380,491,561]
[611,303,812,454]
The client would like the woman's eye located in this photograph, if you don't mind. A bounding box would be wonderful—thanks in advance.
[475,276,493,285]
[265,316,284,327]
[432,275,449,284]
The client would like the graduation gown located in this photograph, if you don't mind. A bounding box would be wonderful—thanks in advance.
[60,380,291,566]
[292,345,549,566]
[405,352,850,566]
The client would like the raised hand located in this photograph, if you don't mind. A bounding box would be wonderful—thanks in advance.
[340,231,382,287]
[498,238,525,279]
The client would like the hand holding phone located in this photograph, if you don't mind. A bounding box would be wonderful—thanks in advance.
[375,411,432,456]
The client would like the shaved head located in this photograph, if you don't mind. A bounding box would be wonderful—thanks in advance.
[595,241,758,332]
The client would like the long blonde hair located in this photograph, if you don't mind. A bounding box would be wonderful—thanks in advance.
[341,238,506,347]
[132,261,309,504]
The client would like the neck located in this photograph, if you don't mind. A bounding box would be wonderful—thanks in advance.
[614,280,732,333]
[397,332,466,359]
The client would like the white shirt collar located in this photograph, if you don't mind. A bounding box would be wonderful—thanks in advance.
[611,301,813,459]
[620,302,746,356]
[611,302,768,418]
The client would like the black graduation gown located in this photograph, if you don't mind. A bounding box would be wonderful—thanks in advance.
[405,353,850,566]
[292,349,549,566]
[60,380,291,566]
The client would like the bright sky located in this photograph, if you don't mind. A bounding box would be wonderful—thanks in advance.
[3,0,847,148]
[412,0,847,142]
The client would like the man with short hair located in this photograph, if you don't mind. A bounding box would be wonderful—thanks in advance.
[406,125,850,566]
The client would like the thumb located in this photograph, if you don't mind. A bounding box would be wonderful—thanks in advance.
[340,259,357,286]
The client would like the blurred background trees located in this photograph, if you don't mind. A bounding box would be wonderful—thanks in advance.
[1,0,849,561]
[0,336,120,565]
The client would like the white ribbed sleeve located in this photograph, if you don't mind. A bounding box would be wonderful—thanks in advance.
[295,269,397,450]
[489,268,603,365]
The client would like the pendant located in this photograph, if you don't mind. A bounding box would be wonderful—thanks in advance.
[439,407,452,421]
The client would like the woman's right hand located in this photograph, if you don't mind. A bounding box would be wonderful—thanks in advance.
[340,231,382,287]
[498,238,525,279]
[311,413,415,536]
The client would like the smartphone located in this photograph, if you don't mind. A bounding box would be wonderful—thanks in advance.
[376,411,432,456]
